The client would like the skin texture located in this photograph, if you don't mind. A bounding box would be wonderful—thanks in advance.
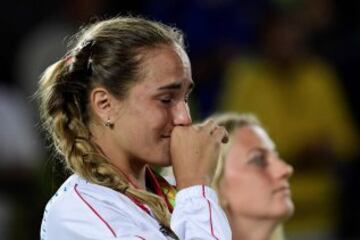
[220,125,294,240]
[90,44,227,189]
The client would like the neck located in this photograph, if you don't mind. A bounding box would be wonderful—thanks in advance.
[227,210,279,240]
[90,123,147,190]
[112,155,147,190]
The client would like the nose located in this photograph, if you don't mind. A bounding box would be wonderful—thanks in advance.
[274,157,294,180]
[172,101,192,126]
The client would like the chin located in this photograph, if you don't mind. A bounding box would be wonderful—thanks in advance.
[149,151,171,167]
[276,199,295,220]
[156,159,172,167]
[285,200,295,218]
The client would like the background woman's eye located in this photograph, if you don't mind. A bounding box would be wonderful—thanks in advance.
[250,155,267,167]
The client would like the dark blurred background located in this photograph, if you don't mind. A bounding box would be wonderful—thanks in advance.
[0,0,359,239]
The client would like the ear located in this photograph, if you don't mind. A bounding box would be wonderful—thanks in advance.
[89,87,118,123]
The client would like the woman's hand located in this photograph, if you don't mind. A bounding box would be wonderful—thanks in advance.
[170,120,228,190]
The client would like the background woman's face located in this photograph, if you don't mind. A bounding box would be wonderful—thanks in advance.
[221,125,294,220]
[110,44,193,166]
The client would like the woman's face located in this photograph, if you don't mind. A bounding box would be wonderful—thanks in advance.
[110,44,193,166]
[220,125,294,220]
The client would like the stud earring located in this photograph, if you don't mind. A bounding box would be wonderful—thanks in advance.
[104,118,114,129]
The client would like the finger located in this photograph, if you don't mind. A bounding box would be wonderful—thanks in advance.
[201,119,217,133]
[209,125,219,135]
[212,126,229,143]
[193,123,202,131]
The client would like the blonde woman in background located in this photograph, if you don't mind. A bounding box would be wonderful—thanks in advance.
[211,113,294,240]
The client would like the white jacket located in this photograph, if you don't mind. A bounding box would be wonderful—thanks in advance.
[40,174,231,239]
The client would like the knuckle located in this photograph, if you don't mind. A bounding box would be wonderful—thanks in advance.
[207,119,215,125]
[204,119,215,128]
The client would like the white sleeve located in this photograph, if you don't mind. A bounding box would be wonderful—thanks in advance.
[171,185,232,239]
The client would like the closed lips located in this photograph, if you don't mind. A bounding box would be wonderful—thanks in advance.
[273,185,290,194]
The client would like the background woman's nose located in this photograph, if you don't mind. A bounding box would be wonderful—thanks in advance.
[283,163,294,179]
[274,157,294,179]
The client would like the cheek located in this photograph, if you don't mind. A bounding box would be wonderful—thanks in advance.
[225,172,272,212]
[143,103,170,128]
[127,101,169,134]
[154,109,171,129]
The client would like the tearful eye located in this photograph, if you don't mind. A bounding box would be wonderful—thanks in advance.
[159,94,174,105]
[160,98,172,104]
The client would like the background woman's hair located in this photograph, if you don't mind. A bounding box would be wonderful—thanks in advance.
[209,112,285,240]
[209,112,261,193]
[37,16,184,228]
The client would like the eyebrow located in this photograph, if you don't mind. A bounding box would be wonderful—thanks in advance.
[247,146,277,158]
[247,147,266,157]
[157,81,194,92]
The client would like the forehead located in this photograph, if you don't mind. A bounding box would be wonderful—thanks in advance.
[231,126,275,153]
[137,44,192,89]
